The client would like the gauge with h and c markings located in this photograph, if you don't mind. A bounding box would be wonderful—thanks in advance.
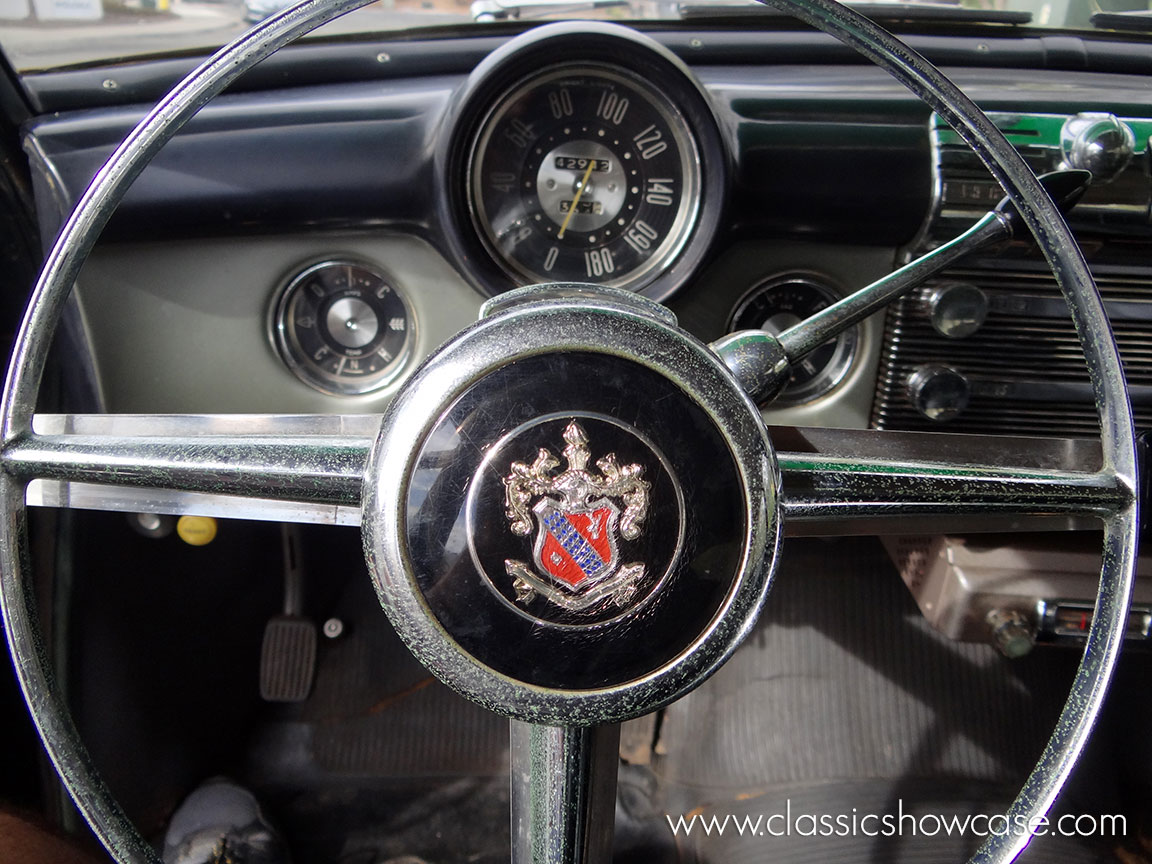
[272,260,413,396]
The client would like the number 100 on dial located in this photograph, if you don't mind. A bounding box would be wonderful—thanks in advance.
[468,65,702,291]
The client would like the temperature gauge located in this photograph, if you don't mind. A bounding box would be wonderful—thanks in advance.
[728,276,857,405]
[272,260,413,396]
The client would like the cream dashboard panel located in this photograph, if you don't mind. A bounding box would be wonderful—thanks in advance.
[73,233,889,429]
[74,234,482,414]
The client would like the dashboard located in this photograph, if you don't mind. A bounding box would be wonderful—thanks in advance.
[16,19,1152,650]
[23,23,934,428]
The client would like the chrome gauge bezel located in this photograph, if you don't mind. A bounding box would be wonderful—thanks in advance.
[728,274,858,406]
[270,258,415,396]
[466,63,703,293]
[440,22,730,303]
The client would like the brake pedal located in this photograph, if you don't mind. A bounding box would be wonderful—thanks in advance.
[260,525,317,702]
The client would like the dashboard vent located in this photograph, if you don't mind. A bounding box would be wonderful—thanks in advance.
[871,268,1152,437]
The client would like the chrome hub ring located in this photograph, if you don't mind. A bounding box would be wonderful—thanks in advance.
[363,284,781,725]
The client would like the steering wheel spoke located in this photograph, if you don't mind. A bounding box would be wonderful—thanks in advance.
[6,417,1131,539]
[510,722,620,864]
[775,426,1126,536]
[3,413,375,524]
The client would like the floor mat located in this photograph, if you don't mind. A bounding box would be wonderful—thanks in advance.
[244,553,510,863]
[648,536,1134,863]
[238,534,1147,863]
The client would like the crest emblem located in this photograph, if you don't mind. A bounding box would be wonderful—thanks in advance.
[503,420,650,611]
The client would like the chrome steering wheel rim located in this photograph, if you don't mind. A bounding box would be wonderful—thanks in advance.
[0,1,1138,863]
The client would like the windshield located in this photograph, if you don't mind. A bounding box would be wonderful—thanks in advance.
[0,0,1145,74]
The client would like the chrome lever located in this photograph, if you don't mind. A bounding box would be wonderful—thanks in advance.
[711,169,1091,404]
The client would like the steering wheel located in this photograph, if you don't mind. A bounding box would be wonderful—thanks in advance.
[0,0,1138,861]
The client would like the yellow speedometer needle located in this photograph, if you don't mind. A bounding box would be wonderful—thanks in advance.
[557,161,595,240]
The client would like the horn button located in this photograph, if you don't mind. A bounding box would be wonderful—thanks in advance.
[363,284,780,724]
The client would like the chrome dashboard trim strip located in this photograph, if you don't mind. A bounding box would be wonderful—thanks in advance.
[25,480,364,526]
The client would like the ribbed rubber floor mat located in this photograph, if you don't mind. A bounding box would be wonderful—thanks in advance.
[658,537,1077,789]
[652,537,1110,863]
[247,570,508,783]
[311,681,508,777]
[241,535,1141,863]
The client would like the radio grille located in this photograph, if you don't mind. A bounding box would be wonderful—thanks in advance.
[871,268,1152,437]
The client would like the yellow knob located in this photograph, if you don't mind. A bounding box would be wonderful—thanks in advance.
[176,516,218,546]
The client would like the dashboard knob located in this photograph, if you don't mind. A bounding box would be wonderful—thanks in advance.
[907,365,970,422]
[925,282,988,339]
[1060,112,1135,183]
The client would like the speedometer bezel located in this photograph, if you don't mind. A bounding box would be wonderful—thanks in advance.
[437,22,731,302]
[465,63,703,291]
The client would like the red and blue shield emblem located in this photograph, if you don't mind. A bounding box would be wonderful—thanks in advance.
[501,419,651,612]
[532,498,621,590]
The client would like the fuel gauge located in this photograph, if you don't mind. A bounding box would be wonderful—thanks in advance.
[728,275,857,405]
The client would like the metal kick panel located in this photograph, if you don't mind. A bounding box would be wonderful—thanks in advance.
[884,533,1152,649]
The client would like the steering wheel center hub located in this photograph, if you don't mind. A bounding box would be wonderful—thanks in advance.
[362,283,781,722]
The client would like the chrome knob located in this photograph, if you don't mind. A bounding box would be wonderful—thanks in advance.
[907,365,969,422]
[986,608,1035,659]
[1060,112,1135,183]
[925,282,988,339]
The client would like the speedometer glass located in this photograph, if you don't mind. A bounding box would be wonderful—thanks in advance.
[468,65,702,291]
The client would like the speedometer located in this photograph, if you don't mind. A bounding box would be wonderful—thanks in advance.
[468,65,702,291]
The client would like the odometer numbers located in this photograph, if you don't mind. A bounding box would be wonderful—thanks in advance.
[469,65,701,291]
